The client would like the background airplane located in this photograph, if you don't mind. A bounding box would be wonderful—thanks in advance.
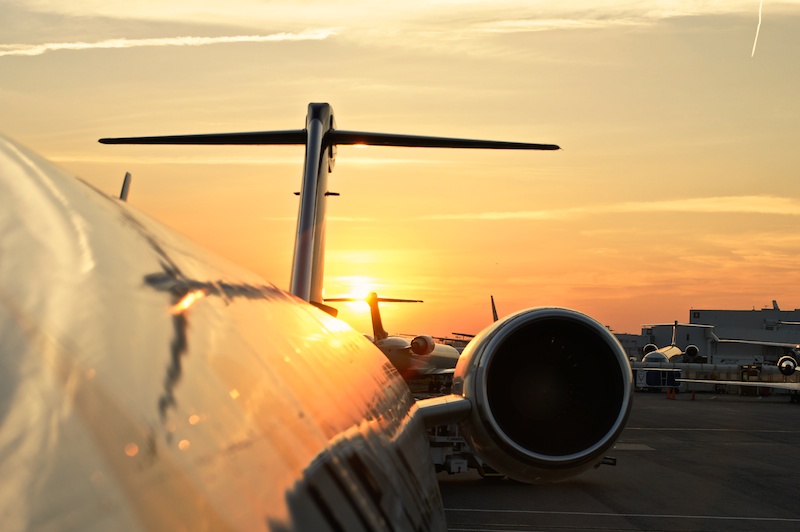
[325,292,460,379]
[2,103,634,529]
[633,319,800,399]
[638,321,703,364]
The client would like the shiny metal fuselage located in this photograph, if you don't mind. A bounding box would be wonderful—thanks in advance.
[0,137,444,530]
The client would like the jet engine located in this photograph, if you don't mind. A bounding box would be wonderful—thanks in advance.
[684,345,700,358]
[452,307,633,483]
[778,355,798,376]
[410,335,436,356]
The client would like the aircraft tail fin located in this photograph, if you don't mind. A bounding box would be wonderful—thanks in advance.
[671,320,678,346]
[325,292,422,342]
[491,295,499,322]
[100,103,559,311]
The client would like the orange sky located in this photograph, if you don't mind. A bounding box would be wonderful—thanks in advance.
[3,1,800,337]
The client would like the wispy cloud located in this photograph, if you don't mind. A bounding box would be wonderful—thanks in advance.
[7,1,776,52]
[422,195,800,221]
[0,29,338,57]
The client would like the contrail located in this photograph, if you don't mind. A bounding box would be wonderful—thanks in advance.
[0,29,338,57]
[751,0,764,57]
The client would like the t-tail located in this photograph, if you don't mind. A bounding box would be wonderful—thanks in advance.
[325,292,423,342]
[100,103,559,311]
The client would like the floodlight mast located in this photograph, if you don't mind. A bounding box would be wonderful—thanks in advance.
[100,102,559,311]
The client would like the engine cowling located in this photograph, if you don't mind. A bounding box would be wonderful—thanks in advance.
[684,345,699,358]
[452,307,633,483]
[778,355,797,376]
[410,335,436,356]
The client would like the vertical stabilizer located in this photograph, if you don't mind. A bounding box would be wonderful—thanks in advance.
[366,292,389,341]
[289,103,336,304]
[491,295,499,322]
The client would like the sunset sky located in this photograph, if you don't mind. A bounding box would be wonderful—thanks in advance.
[3,1,799,338]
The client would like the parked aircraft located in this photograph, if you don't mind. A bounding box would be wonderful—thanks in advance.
[325,292,460,378]
[1,103,633,529]
[638,321,703,364]
[633,326,800,398]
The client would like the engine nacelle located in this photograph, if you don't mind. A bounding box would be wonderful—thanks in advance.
[452,307,633,483]
[643,343,658,355]
[778,355,797,376]
[684,345,699,358]
[410,335,436,356]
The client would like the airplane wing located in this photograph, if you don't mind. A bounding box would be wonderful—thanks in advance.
[632,365,683,372]
[715,338,800,349]
[677,378,800,391]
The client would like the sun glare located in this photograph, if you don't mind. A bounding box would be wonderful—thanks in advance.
[170,289,206,315]
[326,275,377,309]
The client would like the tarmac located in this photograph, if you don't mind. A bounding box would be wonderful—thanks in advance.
[438,390,800,531]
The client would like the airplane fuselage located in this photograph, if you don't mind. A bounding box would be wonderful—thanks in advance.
[0,136,444,530]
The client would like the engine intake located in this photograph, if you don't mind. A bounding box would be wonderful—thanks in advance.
[410,335,436,356]
[452,307,633,483]
[778,355,797,376]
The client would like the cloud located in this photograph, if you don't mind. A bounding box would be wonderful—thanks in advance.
[0,29,338,57]
[422,195,800,221]
[7,1,783,48]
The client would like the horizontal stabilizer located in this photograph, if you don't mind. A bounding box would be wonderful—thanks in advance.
[99,130,307,145]
[328,130,559,150]
[325,296,423,303]
[100,129,559,150]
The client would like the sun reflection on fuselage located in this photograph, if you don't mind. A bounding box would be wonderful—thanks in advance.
[170,289,206,315]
